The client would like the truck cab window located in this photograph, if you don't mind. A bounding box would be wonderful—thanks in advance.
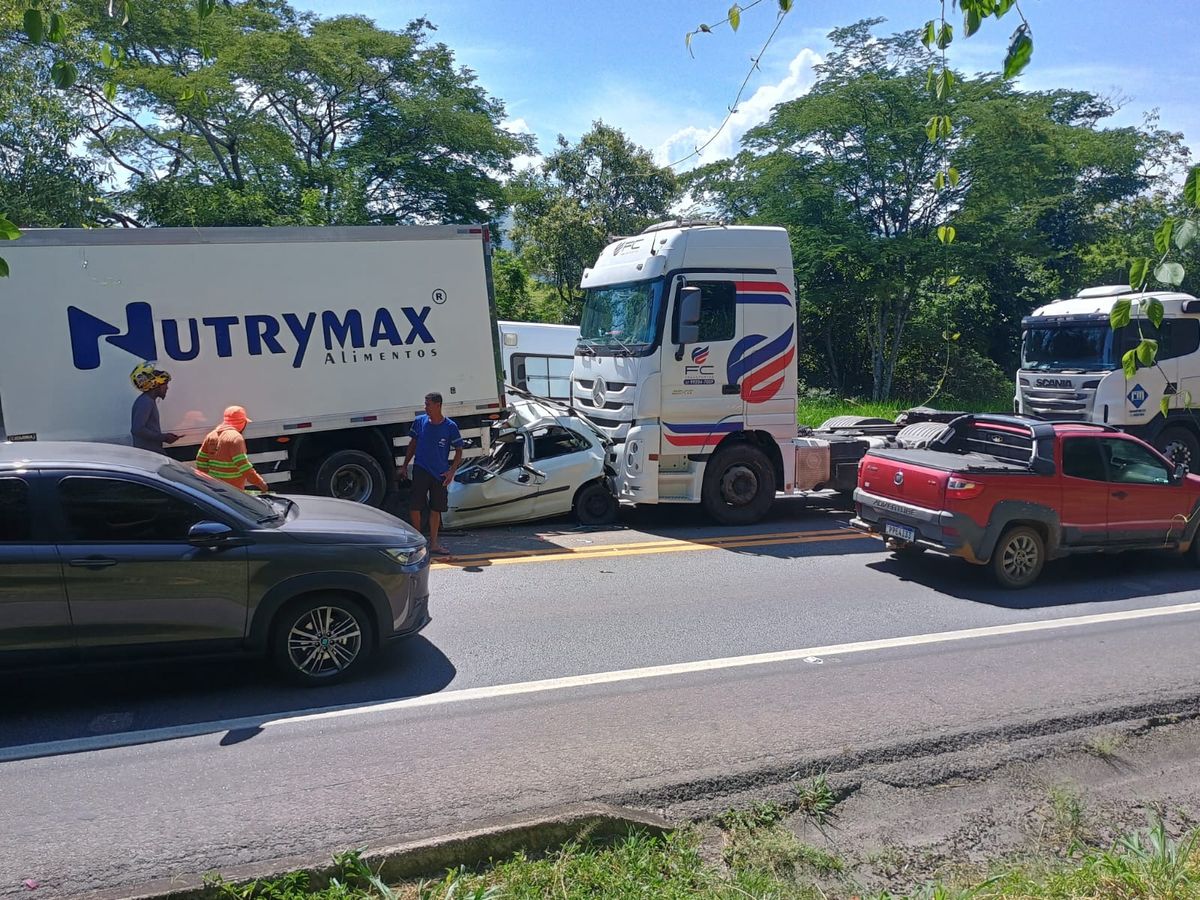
[673,282,736,343]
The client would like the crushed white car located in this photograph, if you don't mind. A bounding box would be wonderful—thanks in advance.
[443,397,618,529]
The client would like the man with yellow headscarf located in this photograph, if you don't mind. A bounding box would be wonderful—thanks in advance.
[129,361,180,454]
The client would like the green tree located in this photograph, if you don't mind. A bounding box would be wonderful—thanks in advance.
[0,48,110,227]
[510,121,677,322]
[4,0,534,227]
[689,19,1169,401]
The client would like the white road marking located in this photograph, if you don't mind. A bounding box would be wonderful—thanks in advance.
[5,601,1200,763]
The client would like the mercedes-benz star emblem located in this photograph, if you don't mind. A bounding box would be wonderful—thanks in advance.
[893,471,904,486]
[592,377,607,408]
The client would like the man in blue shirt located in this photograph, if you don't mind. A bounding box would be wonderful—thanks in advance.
[403,391,464,556]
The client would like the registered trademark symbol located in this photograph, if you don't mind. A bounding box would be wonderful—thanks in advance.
[432,288,447,304]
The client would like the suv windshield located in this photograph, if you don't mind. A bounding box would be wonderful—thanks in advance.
[579,279,664,351]
[1022,321,1136,372]
[158,460,279,524]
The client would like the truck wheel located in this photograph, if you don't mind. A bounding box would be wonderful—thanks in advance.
[270,594,375,686]
[1155,427,1199,474]
[314,449,388,506]
[573,481,618,525]
[990,525,1044,589]
[701,443,775,525]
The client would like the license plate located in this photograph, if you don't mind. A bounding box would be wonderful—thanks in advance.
[884,521,917,543]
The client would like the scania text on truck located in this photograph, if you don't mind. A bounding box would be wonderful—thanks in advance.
[1017,284,1200,470]
[0,226,505,506]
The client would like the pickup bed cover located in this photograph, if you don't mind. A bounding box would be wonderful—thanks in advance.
[861,448,1031,474]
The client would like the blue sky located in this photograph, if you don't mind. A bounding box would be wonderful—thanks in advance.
[297,0,1199,171]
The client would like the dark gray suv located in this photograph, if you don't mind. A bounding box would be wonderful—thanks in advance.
[0,442,430,685]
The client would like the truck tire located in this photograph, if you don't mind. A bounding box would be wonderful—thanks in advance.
[701,443,775,525]
[1155,426,1199,474]
[270,593,375,686]
[573,480,618,525]
[314,449,388,506]
[990,525,1045,589]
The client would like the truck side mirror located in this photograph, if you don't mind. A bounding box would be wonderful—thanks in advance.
[675,286,702,360]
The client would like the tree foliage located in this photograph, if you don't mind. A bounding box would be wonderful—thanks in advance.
[510,121,677,322]
[687,19,1178,401]
[1,0,533,228]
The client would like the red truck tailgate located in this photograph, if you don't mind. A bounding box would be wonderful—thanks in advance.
[860,456,950,509]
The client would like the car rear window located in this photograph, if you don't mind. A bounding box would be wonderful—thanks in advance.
[0,477,31,541]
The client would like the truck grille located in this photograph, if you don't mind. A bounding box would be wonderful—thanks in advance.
[573,377,635,441]
[1018,379,1097,421]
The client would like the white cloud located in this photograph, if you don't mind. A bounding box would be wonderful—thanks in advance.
[657,48,822,169]
[501,117,543,173]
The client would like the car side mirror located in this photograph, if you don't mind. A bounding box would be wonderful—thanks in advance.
[675,286,702,360]
[1172,462,1188,483]
[189,521,234,548]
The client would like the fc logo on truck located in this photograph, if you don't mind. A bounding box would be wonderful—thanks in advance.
[68,302,437,370]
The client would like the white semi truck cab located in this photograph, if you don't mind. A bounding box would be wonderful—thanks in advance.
[571,221,803,524]
[1017,284,1200,469]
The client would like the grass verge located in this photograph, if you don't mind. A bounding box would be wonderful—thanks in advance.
[796,396,1012,429]
[204,816,1200,900]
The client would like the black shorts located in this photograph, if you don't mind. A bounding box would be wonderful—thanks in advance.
[409,465,448,513]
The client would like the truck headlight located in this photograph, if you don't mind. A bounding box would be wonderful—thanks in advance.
[381,546,427,566]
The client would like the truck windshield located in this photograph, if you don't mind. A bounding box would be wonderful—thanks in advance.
[1021,323,1130,372]
[579,279,664,351]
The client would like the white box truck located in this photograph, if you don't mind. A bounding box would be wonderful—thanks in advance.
[497,320,579,402]
[0,225,505,506]
[1017,284,1200,470]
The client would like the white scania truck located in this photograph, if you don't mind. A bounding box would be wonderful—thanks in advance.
[0,226,506,506]
[1017,284,1200,469]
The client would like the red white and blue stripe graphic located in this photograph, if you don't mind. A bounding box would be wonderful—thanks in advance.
[735,280,793,306]
[663,420,744,448]
[727,324,795,403]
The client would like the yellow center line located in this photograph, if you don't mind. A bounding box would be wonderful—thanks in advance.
[439,528,852,563]
[432,528,869,569]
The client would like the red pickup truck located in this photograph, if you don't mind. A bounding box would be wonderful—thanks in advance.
[851,415,1200,588]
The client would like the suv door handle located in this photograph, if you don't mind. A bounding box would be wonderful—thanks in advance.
[69,557,118,569]
[1111,490,1128,500]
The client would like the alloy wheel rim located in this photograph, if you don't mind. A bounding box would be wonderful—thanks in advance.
[1002,535,1038,580]
[287,606,362,677]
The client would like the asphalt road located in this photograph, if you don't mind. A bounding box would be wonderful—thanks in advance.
[3,494,1200,897]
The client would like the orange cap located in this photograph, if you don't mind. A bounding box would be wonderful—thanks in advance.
[223,405,251,429]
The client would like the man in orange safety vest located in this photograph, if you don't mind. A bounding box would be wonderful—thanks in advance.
[195,405,269,492]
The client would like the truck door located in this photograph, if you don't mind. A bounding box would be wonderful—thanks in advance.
[660,278,744,453]
[732,276,797,434]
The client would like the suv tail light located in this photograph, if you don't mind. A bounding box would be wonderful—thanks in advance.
[946,476,984,500]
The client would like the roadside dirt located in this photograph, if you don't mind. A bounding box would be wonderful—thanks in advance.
[648,710,1200,893]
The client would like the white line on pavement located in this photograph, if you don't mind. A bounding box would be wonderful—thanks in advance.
[5,600,1200,764]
